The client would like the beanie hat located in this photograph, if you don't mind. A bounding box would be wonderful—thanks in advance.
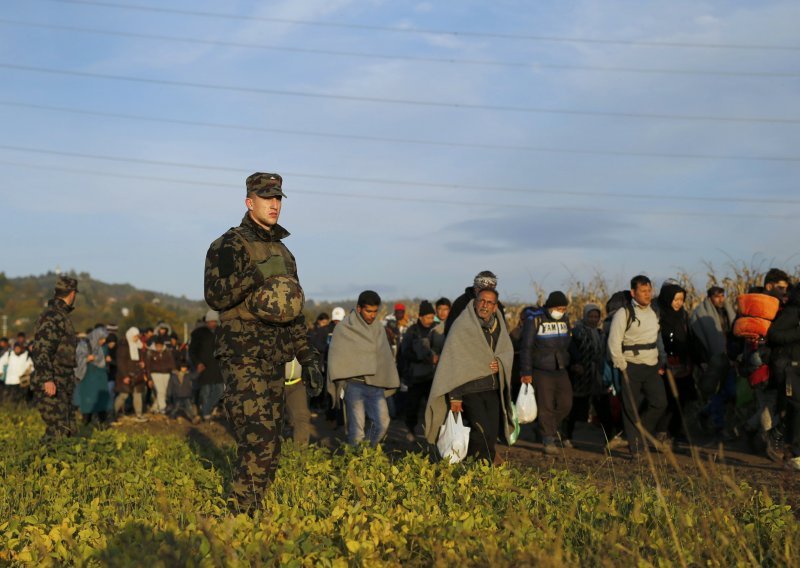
[473,271,497,291]
[583,303,602,319]
[544,291,569,308]
[205,309,220,323]
[418,300,435,317]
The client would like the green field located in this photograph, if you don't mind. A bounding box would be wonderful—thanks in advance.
[0,404,797,567]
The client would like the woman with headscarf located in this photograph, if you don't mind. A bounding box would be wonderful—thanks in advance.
[75,326,110,424]
[656,282,696,443]
[113,327,149,422]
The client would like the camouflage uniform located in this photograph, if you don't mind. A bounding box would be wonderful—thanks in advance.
[204,172,317,514]
[30,276,79,439]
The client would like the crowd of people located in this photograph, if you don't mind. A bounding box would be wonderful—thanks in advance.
[0,314,225,428]
[3,267,798,476]
[309,268,800,473]
[7,167,799,520]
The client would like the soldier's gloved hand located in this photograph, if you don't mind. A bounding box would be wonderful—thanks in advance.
[303,363,324,398]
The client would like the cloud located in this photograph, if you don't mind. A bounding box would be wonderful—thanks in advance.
[439,211,639,254]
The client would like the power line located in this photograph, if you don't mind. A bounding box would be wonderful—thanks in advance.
[39,0,800,52]
[1,145,798,207]
[2,160,790,220]
[3,100,798,163]
[3,64,799,125]
[3,18,799,79]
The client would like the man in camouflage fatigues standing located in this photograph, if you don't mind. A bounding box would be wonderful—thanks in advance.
[30,275,79,439]
[204,172,321,514]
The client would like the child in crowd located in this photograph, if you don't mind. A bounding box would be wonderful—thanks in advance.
[168,363,200,424]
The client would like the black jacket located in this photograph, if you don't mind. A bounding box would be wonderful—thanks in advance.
[768,289,800,368]
[519,307,571,375]
[189,326,223,385]
[398,321,436,384]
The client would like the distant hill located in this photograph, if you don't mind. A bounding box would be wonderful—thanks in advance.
[0,271,208,340]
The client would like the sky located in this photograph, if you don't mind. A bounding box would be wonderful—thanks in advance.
[1,0,799,305]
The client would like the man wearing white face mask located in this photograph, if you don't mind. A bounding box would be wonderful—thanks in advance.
[520,291,572,455]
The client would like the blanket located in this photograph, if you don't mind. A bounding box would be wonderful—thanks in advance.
[327,309,399,399]
[424,300,514,443]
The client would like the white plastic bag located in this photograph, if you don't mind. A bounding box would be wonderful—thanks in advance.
[436,410,471,464]
[516,383,538,424]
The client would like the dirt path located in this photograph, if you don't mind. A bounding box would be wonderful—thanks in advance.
[112,409,800,511]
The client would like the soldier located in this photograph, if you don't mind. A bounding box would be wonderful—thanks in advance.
[30,275,79,439]
[204,171,322,514]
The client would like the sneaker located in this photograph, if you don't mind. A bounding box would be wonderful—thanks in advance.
[766,443,784,463]
[562,439,574,449]
[653,433,673,453]
[202,415,212,422]
[607,434,628,451]
[191,416,202,425]
[405,431,417,443]
[789,457,800,471]
[134,415,148,423]
[543,444,560,456]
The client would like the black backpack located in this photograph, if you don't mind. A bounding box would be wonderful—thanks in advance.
[605,290,638,332]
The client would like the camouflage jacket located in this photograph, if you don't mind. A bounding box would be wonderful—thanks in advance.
[30,298,77,386]
[204,213,316,365]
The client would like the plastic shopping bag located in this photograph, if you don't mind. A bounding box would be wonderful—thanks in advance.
[516,383,538,424]
[436,410,471,464]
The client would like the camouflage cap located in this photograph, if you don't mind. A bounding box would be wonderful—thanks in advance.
[246,172,286,198]
[54,275,79,294]
[245,275,305,324]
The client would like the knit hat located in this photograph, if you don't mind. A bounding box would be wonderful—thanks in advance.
[544,291,569,308]
[473,270,497,291]
[205,309,220,323]
[418,300,435,317]
[583,303,602,319]
[394,303,406,312]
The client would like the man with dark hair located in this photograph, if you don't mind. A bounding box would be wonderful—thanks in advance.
[764,268,791,304]
[445,271,505,337]
[15,332,27,349]
[767,285,800,472]
[398,300,439,441]
[204,171,321,514]
[327,290,400,446]
[607,275,668,456]
[30,275,79,439]
[425,287,516,464]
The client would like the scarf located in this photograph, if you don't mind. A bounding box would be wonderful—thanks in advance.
[125,327,143,361]
[424,300,514,444]
[327,309,400,391]
[74,327,108,380]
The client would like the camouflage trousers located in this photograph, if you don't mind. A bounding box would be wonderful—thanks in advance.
[33,379,76,439]
[220,357,285,514]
